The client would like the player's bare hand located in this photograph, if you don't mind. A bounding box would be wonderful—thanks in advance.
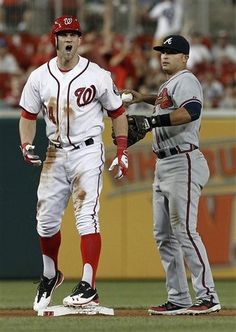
[120,89,143,106]
[21,143,42,167]
[109,151,128,179]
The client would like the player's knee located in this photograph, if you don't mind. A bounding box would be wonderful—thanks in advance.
[153,229,168,246]
[37,221,60,237]
[76,215,100,236]
[173,227,199,245]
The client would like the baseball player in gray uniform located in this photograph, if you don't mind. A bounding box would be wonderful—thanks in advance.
[124,35,221,315]
[19,15,128,312]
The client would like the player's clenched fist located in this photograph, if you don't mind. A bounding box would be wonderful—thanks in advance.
[109,135,128,179]
[21,143,42,167]
[109,150,128,179]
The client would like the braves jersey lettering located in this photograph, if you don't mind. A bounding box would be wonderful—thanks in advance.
[155,88,173,109]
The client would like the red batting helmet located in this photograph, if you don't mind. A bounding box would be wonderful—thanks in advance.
[51,15,82,36]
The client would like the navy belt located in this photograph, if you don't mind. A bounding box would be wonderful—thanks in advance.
[156,144,198,159]
[51,138,94,149]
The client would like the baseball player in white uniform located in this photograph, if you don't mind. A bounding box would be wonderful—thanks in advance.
[19,15,128,312]
[123,35,221,315]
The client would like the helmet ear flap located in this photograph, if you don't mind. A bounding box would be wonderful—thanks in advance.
[50,32,55,45]
[50,33,58,49]
[55,35,59,50]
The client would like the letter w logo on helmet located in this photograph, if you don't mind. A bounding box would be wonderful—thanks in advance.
[64,18,73,25]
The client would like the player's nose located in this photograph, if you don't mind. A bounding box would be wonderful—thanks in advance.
[64,33,73,40]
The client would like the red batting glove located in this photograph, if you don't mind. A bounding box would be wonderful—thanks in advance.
[21,143,42,167]
[109,136,128,179]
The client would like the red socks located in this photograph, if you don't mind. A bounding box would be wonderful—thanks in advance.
[39,231,101,287]
[80,233,101,288]
[39,231,61,272]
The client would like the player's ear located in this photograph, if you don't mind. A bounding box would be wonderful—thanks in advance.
[55,35,59,50]
[78,35,82,45]
[183,54,189,63]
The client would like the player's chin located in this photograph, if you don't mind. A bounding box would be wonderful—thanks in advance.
[63,51,74,60]
[162,65,171,74]
[161,63,169,69]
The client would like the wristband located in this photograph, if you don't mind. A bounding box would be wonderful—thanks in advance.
[150,114,171,127]
[116,135,127,159]
[21,110,38,120]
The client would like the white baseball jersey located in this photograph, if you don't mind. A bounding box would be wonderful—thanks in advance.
[20,55,123,238]
[152,69,202,153]
[20,56,122,149]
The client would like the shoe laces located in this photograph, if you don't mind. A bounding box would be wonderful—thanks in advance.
[35,275,56,295]
[71,281,96,296]
[194,299,210,306]
[72,281,88,294]
[160,301,171,308]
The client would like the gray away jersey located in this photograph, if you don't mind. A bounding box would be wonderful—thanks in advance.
[152,70,203,152]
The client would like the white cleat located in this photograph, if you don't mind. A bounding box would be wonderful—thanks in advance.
[63,281,99,307]
[33,270,64,312]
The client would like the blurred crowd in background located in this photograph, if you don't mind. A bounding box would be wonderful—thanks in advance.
[0,0,236,110]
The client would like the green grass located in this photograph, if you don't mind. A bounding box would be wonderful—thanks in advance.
[0,316,235,332]
[0,280,235,332]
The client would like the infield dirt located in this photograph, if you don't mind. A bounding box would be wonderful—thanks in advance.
[0,309,235,317]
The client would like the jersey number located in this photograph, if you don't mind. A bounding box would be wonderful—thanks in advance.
[48,106,57,124]
[75,85,96,107]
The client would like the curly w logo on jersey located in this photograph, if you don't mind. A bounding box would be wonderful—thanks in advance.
[75,85,96,107]
[155,88,173,109]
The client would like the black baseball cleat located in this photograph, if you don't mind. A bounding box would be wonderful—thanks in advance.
[185,299,221,315]
[63,281,99,307]
[148,301,188,315]
[33,270,64,312]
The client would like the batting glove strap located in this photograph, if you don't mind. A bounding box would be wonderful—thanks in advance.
[21,143,42,167]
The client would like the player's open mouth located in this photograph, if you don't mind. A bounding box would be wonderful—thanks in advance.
[65,45,72,52]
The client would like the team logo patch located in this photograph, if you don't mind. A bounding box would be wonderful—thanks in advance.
[164,37,173,45]
[155,88,173,109]
[64,17,73,25]
[75,85,96,106]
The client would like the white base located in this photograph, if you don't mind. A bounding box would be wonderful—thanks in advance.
[38,305,114,317]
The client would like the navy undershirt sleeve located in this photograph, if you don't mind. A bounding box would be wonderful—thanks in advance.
[183,101,201,121]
